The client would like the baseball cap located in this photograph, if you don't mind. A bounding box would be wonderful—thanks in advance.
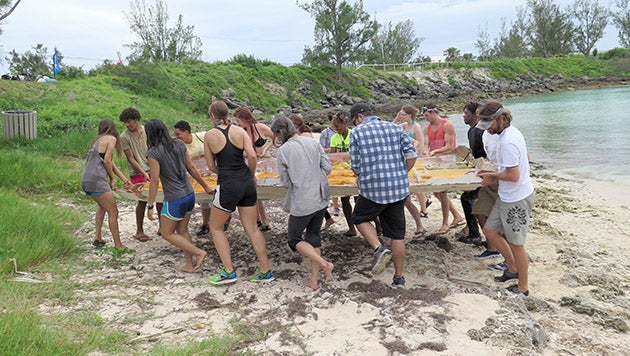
[475,108,503,130]
[349,103,372,118]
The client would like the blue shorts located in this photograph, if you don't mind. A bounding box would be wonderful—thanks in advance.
[352,196,407,240]
[84,191,105,197]
[213,178,257,213]
[161,192,195,221]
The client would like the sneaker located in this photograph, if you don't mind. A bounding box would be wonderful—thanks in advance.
[488,261,508,271]
[458,234,483,245]
[333,207,340,216]
[392,275,406,289]
[208,268,237,285]
[371,245,392,275]
[506,284,529,296]
[475,249,501,259]
[197,224,210,236]
[92,239,106,247]
[249,270,275,282]
[494,270,519,283]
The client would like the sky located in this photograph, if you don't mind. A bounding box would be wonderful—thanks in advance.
[0,0,622,71]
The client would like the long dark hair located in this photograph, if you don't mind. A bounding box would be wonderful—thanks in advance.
[145,119,175,151]
[90,119,122,157]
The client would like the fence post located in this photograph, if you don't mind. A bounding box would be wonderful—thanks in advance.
[2,110,38,139]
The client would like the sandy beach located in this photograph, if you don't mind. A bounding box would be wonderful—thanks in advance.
[47,169,629,355]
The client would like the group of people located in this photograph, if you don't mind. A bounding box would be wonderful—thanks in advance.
[81,99,534,295]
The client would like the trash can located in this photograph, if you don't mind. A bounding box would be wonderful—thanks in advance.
[2,110,37,139]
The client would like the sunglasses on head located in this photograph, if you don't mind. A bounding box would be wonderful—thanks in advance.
[421,107,437,114]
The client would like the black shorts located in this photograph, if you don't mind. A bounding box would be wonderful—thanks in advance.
[352,195,407,240]
[212,178,257,212]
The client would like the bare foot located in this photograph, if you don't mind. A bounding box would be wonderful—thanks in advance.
[114,244,127,250]
[176,265,195,273]
[132,233,152,242]
[323,218,335,231]
[449,218,465,229]
[322,261,334,281]
[194,251,208,272]
[302,279,320,291]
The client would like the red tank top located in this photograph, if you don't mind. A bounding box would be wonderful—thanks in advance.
[427,119,456,151]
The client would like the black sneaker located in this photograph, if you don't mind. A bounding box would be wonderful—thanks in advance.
[371,245,392,275]
[488,261,508,271]
[392,275,405,289]
[475,250,501,259]
[506,284,529,296]
[458,234,483,245]
[494,270,519,283]
[92,239,106,248]
[197,224,209,236]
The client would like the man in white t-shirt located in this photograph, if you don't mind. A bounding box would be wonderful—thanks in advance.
[476,101,535,296]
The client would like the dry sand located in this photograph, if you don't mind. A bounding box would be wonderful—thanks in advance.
[42,170,629,355]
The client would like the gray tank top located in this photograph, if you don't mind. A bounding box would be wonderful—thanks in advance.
[81,137,111,193]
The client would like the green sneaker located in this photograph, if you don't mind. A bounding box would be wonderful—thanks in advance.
[208,268,237,285]
[248,270,275,282]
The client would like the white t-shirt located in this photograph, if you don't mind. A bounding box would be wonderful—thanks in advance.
[496,126,534,203]
[482,130,500,165]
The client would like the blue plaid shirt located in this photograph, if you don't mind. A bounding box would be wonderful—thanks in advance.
[349,116,417,204]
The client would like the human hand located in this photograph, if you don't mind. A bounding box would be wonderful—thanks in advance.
[477,171,497,186]
[147,206,155,221]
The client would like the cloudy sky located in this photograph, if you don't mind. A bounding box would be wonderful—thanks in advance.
[0,0,621,70]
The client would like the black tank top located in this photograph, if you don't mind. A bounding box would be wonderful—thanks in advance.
[214,125,253,184]
[253,124,266,147]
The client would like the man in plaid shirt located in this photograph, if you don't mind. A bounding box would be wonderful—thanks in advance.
[348,103,418,288]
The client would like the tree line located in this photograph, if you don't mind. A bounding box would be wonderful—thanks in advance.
[1,0,629,80]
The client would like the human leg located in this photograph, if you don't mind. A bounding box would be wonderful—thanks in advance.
[133,200,151,241]
[509,243,529,292]
[416,192,429,216]
[448,197,465,228]
[160,213,206,273]
[391,239,405,277]
[94,205,105,243]
[239,205,271,273]
[434,191,450,234]
[341,196,356,236]
[323,209,335,230]
[257,200,269,230]
[92,192,125,248]
[404,196,425,237]
[209,206,235,272]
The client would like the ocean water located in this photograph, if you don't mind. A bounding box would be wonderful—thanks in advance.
[448,86,630,184]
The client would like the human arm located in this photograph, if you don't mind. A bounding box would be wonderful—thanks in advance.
[203,131,219,174]
[146,157,160,221]
[320,145,332,175]
[123,148,150,181]
[185,148,214,195]
[478,165,519,186]
[256,123,274,158]
[422,127,430,156]
[241,128,258,174]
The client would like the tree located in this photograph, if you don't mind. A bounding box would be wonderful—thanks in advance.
[7,43,52,77]
[572,0,610,56]
[526,0,575,57]
[443,47,461,62]
[493,10,530,59]
[612,0,630,47]
[366,20,422,65]
[124,0,203,63]
[298,0,378,81]
[475,22,493,60]
[0,0,23,33]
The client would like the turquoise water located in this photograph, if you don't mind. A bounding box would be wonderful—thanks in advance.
[448,86,630,184]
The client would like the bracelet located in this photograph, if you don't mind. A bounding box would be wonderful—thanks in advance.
[147,205,154,210]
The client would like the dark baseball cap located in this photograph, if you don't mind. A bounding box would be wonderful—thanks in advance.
[349,103,372,118]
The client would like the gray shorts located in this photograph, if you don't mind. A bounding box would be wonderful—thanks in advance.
[472,182,499,217]
[485,192,535,245]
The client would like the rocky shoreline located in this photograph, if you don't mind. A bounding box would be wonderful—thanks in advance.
[288,68,628,130]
